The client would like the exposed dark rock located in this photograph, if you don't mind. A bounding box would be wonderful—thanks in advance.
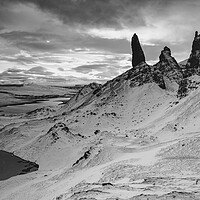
[177,79,189,98]
[46,122,85,143]
[94,130,100,135]
[47,122,69,135]
[61,32,200,111]
[153,46,182,84]
[130,42,183,90]
[127,63,153,88]
[177,78,200,99]
[184,31,200,77]
[72,148,91,166]
[192,31,200,53]
[131,33,145,67]
[102,182,113,186]
[152,72,166,89]
[159,46,171,61]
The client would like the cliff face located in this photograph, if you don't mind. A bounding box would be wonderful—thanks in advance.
[131,31,200,79]
[130,32,200,98]
[131,33,145,68]
[153,46,183,85]
[62,31,200,112]
[184,31,200,77]
[131,35,183,90]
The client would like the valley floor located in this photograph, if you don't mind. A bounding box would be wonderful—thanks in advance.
[1,82,200,200]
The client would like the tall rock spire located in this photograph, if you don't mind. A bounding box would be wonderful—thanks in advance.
[153,46,182,86]
[191,31,200,54]
[184,31,200,77]
[131,33,145,68]
[159,46,171,61]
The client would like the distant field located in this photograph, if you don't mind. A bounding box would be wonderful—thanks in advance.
[0,84,81,107]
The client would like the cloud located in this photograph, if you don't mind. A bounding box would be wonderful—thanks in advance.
[0,65,107,85]
[57,67,65,71]
[0,0,199,86]
[122,65,131,69]
[0,0,150,29]
[6,68,23,73]
[0,2,58,32]
[0,49,39,66]
[0,66,54,82]
[3,0,196,43]
[1,1,199,44]
[73,64,107,74]
[0,0,196,61]
[0,31,62,52]
[0,68,27,84]
[73,62,129,80]
[25,66,54,75]
[0,30,131,55]
[95,70,120,79]
[0,56,36,65]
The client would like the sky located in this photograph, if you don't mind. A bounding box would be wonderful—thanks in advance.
[0,0,199,85]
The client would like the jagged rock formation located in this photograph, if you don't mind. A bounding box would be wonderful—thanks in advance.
[153,46,183,89]
[130,35,183,91]
[154,46,182,82]
[176,31,200,98]
[126,62,153,87]
[184,31,200,77]
[46,122,85,143]
[4,32,200,200]
[177,75,200,98]
[60,31,200,113]
[131,33,145,67]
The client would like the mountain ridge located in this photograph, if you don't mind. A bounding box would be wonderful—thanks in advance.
[2,31,200,200]
[61,31,200,114]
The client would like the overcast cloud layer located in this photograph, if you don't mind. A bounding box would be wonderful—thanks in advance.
[0,0,199,85]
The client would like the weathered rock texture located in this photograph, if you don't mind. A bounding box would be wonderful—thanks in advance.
[131,33,145,67]
[184,31,200,77]
[153,46,183,84]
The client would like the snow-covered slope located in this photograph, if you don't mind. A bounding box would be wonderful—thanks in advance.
[2,32,200,200]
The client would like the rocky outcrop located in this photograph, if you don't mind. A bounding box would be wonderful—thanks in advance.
[153,46,182,83]
[192,31,200,53]
[103,42,183,91]
[46,122,86,144]
[177,75,200,98]
[128,63,153,88]
[62,32,200,109]
[184,31,200,77]
[159,46,173,61]
[176,31,200,98]
[150,46,182,90]
[131,33,145,68]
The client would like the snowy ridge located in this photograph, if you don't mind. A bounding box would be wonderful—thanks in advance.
[1,32,200,200]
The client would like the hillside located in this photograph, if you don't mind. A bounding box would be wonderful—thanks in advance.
[1,32,200,200]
